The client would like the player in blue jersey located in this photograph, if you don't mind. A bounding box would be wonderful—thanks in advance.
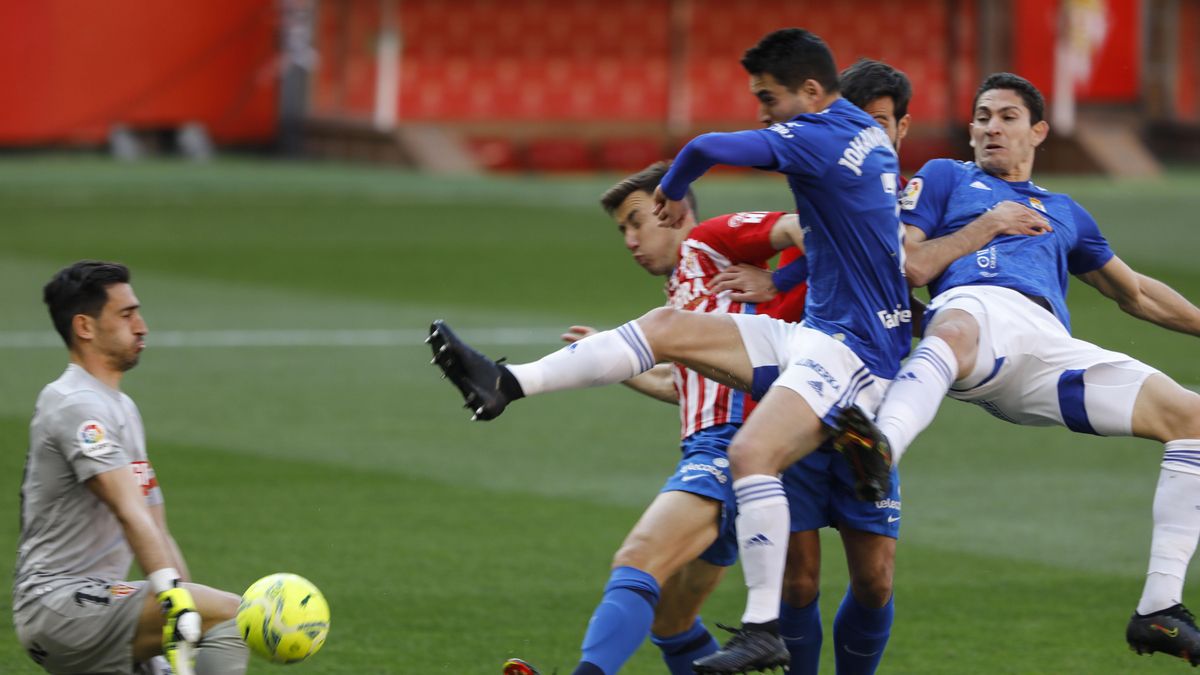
[430,29,911,673]
[834,72,1200,665]
[703,58,918,675]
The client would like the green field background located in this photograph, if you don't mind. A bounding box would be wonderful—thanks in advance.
[1,158,1198,674]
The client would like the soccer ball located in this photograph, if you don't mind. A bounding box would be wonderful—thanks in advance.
[236,573,330,663]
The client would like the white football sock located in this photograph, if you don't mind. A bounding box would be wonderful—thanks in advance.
[734,475,790,625]
[875,335,958,464]
[1137,451,1200,615]
[507,320,652,396]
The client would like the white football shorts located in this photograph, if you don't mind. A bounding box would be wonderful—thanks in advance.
[728,314,890,426]
[927,285,1159,436]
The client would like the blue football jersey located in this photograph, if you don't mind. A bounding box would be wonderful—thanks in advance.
[751,98,911,378]
[901,159,1114,332]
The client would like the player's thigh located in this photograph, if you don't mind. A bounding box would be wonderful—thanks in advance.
[653,558,727,637]
[839,528,895,607]
[1131,373,1200,442]
[782,530,822,607]
[636,308,755,390]
[132,582,241,661]
[14,579,147,674]
[728,384,828,478]
[614,490,722,583]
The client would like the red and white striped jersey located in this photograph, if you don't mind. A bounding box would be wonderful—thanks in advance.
[666,211,807,438]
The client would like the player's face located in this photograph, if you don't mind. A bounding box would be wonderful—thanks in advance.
[86,283,147,371]
[749,73,811,125]
[970,88,1049,179]
[861,96,910,153]
[614,191,683,276]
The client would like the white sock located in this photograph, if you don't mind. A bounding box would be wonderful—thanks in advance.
[507,321,652,396]
[1137,450,1200,615]
[734,475,790,625]
[875,335,957,464]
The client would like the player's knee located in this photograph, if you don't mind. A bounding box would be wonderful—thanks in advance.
[1164,389,1200,440]
[849,572,893,608]
[925,317,975,375]
[727,438,783,478]
[635,307,680,351]
[611,536,654,571]
[781,569,819,607]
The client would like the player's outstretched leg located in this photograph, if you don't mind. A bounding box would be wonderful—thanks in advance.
[692,623,789,673]
[1126,604,1200,665]
[502,658,542,675]
[831,406,892,502]
[428,320,524,420]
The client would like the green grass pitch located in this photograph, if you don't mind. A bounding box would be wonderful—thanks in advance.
[1,157,1198,673]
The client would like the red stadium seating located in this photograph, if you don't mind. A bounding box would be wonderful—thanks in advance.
[596,137,667,172]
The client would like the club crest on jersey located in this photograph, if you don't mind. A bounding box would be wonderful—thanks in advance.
[77,420,113,456]
[900,177,923,211]
[109,583,138,598]
[1028,197,1047,213]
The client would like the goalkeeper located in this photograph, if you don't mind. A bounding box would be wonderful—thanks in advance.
[12,261,249,675]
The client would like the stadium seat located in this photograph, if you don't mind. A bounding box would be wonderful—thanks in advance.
[597,137,666,172]
[525,137,595,172]
[466,136,522,172]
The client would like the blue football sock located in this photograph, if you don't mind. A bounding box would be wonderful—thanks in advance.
[832,587,893,675]
[779,596,823,675]
[650,617,718,675]
[573,566,660,675]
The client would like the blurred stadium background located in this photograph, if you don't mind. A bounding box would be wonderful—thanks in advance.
[1,1,1199,673]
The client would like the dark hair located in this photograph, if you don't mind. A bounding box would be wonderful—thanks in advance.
[973,72,1045,124]
[741,28,839,93]
[600,161,697,216]
[43,260,131,347]
[840,58,912,120]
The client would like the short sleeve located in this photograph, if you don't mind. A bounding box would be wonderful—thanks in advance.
[900,159,959,237]
[692,211,787,265]
[1066,201,1115,275]
[51,394,130,483]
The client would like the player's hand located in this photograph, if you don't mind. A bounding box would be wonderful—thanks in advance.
[158,586,201,673]
[561,325,597,344]
[653,185,688,229]
[985,200,1052,237]
[710,264,778,302]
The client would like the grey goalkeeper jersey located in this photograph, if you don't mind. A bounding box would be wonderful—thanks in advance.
[13,364,163,612]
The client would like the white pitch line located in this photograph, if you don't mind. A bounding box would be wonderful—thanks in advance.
[0,328,562,349]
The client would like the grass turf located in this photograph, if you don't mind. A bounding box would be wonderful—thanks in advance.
[0,157,1197,673]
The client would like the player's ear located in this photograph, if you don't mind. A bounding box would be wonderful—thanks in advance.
[1031,119,1050,147]
[72,314,95,343]
[968,123,976,147]
[897,114,911,142]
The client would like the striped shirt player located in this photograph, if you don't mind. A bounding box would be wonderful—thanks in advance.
[668,210,802,438]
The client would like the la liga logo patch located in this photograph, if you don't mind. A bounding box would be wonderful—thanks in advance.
[79,422,104,445]
[76,420,113,456]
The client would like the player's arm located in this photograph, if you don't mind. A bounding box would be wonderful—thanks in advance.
[655,131,776,228]
[149,504,191,582]
[563,326,677,403]
[88,467,177,576]
[88,467,201,665]
[903,202,1051,288]
[1077,256,1200,337]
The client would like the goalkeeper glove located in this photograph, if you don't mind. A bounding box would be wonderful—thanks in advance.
[151,569,200,674]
